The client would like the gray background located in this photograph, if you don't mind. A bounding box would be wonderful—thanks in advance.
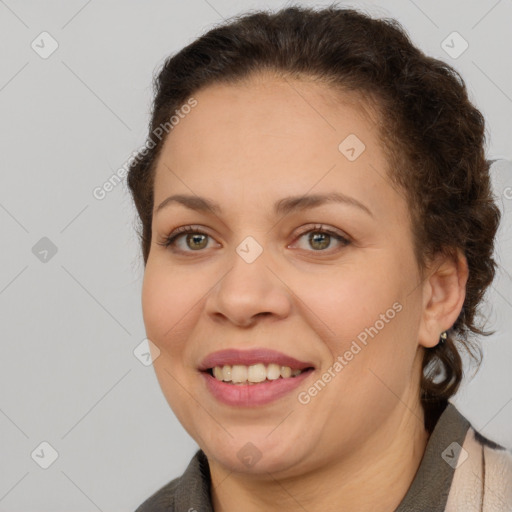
[0,0,511,510]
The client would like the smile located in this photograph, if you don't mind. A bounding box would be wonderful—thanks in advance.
[208,363,305,384]
[198,348,316,406]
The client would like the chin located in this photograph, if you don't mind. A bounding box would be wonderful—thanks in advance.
[200,428,311,476]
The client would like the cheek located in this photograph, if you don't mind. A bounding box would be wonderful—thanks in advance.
[141,267,167,339]
[141,262,194,350]
[300,261,417,376]
[298,265,397,337]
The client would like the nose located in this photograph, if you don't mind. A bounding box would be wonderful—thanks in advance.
[205,245,292,328]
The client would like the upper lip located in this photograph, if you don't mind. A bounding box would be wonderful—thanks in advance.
[198,348,315,371]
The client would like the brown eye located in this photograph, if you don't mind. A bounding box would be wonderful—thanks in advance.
[157,226,216,252]
[292,225,351,253]
[308,232,331,250]
[184,233,209,250]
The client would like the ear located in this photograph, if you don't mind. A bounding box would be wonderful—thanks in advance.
[418,248,469,348]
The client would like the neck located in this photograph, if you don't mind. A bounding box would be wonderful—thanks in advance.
[209,396,430,512]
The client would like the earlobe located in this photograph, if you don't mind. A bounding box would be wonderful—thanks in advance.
[418,249,469,349]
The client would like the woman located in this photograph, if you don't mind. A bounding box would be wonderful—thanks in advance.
[128,5,512,511]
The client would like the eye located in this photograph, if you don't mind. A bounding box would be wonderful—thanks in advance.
[290,224,351,252]
[157,226,216,252]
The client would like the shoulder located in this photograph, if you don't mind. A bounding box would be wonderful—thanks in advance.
[478,432,512,510]
[134,476,180,512]
[134,450,212,512]
[446,421,512,511]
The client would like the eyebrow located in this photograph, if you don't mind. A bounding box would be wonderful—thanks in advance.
[154,192,373,218]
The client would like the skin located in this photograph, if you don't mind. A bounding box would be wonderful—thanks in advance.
[141,72,469,512]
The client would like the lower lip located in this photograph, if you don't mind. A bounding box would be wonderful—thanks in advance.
[201,369,314,406]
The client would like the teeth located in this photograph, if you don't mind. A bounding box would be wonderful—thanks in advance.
[210,363,305,384]
[280,366,292,378]
[247,363,266,383]
[267,363,281,380]
[231,365,247,383]
[222,365,231,381]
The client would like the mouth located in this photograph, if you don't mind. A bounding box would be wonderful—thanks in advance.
[204,363,314,384]
[198,348,316,406]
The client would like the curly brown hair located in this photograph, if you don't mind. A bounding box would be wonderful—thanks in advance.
[126,4,501,432]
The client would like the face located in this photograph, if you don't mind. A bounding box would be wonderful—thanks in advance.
[142,73,428,477]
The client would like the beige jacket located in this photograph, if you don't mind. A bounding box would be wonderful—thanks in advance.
[446,427,512,511]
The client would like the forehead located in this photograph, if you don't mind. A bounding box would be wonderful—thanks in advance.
[165,74,380,148]
[153,75,400,221]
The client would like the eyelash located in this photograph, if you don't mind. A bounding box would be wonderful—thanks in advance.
[157,224,351,254]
